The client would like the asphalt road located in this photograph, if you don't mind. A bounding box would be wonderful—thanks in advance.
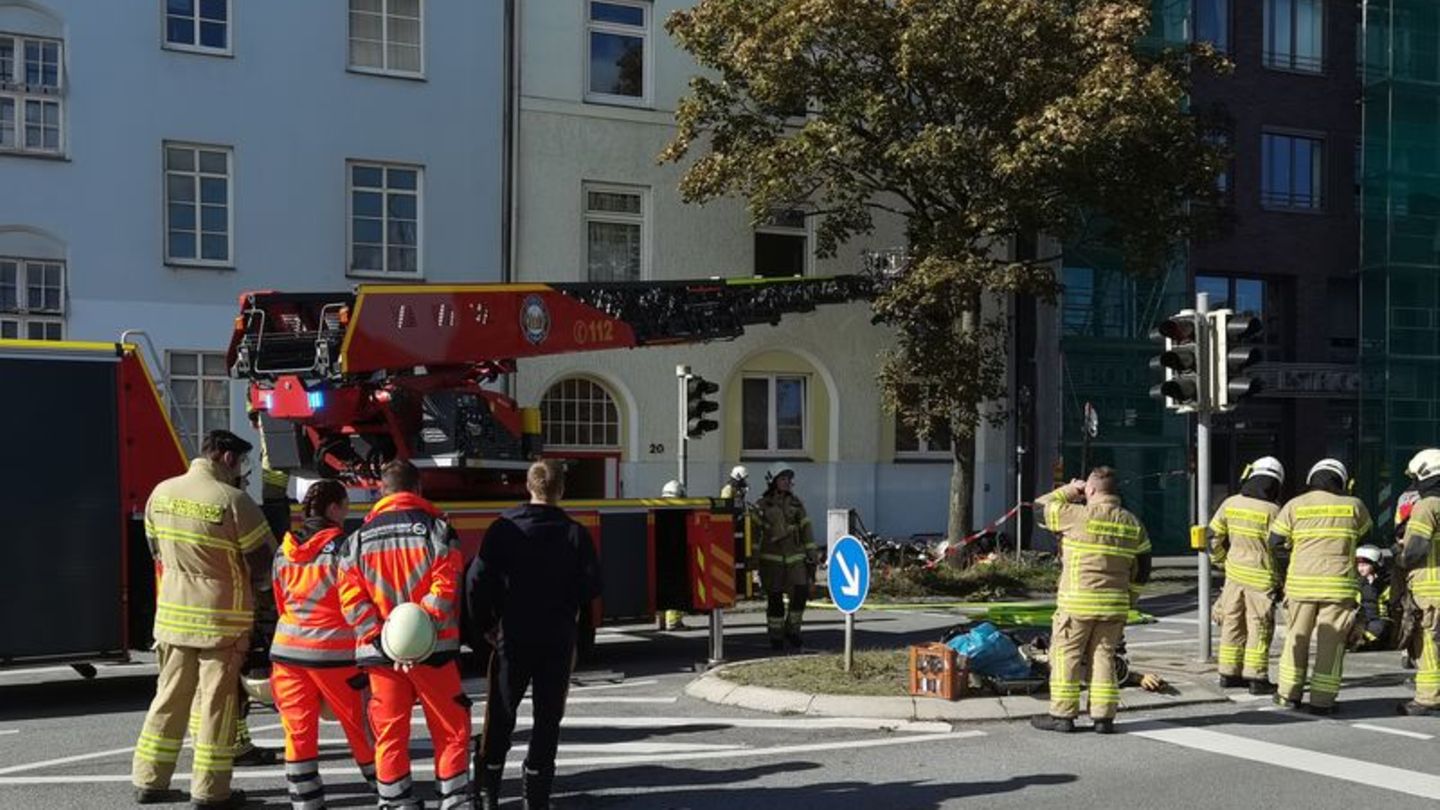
[2,603,1438,809]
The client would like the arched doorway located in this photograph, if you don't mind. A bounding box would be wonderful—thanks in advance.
[539,376,623,498]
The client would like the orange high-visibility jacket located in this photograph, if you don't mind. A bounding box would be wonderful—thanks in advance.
[271,517,357,667]
[338,493,462,666]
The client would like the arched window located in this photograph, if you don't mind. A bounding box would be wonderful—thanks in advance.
[540,377,620,448]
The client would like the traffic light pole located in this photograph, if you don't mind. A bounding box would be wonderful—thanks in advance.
[677,364,690,492]
[1195,292,1214,664]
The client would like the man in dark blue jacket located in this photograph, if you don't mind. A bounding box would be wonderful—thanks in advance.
[464,460,602,810]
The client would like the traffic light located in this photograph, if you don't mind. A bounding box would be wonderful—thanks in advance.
[686,374,719,438]
[1211,309,1263,411]
[1149,309,1204,413]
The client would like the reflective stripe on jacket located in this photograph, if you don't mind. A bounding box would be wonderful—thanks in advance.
[1036,487,1152,620]
[338,492,462,666]
[271,519,356,667]
[1209,495,1281,592]
[146,458,274,648]
[1271,491,1372,603]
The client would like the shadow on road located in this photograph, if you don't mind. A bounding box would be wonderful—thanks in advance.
[0,671,157,721]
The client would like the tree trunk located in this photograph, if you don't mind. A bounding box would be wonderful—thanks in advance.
[948,431,976,544]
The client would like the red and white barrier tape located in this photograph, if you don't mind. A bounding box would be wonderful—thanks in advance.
[923,501,1035,569]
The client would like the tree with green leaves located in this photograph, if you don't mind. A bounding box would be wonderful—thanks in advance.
[662,0,1226,542]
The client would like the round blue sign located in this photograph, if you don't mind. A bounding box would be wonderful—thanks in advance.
[827,535,871,614]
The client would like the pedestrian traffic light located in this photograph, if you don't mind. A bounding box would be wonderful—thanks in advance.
[686,375,719,438]
[1211,309,1264,411]
[1149,309,1204,413]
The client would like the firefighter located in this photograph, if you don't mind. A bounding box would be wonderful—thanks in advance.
[755,463,818,651]
[465,460,602,810]
[1352,545,1393,652]
[1396,450,1440,715]
[1270,459,1374,714]
[720,465,749,505]
[658,480,689,630]
[1392,449,1440,668]
[1030,467,1152,734]
[337,460,471,810]
[132,430,276,809]
[1209,456,1285,694]
[270,479,377,808]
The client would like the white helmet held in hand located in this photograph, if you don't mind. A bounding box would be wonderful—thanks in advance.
[381,602,437,664]
[1245,456,1285,485]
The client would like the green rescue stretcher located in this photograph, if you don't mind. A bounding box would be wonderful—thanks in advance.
[811,599,1155,627]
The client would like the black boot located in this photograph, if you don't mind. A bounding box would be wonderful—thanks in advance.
[480,763,503,810]
[1218,674,1245,689]
[769,637,784,652]
[1248,679,1277,696]
[1092,719,1116,735]
[786,631,803,650]
[1029,715,1075,733]
[1274,695,1302,710]
[523,764,554,810]
[1397,700,1437,716]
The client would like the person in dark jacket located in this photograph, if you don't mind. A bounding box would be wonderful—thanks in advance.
[1352,545,1393,652]
[464,460,602,810]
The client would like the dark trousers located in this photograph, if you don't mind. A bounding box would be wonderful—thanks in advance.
[766,586,809,641]
[477,642,574,775]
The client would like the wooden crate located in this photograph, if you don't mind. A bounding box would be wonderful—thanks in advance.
[908,643,968,701]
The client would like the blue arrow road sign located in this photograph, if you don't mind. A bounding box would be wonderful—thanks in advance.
[827,535,870,614]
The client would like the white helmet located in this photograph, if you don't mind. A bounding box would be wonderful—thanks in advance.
[662,480,686,498]
[241,674,274,707]
[381,602,437,664]
[765,462,795,484]
[1245,456,1285,485]
[729,465,749,483]
[1355,545,1383,565]
[1307,459,1350,486]
[1407,449,1440,481]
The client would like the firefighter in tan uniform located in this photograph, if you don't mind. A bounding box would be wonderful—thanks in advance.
[1031,467,1152,734]
[755,463,819,651]
[132,430,277,809]
[1396,450,1440,716]
[1209,457,1285,695]
[1269,458,1373,714]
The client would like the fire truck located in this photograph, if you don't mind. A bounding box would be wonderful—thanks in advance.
[228,274,877,657]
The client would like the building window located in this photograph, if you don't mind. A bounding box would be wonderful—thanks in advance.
[165,143,232,266]
[584,184,646,282]
[0,33,62,155]
[168,350,230,455]
[586,0,649,105]
[1262,132,1323,210]
[742,374,807,454]
[1194,0,1228,53]
[164,0,230,54]
[540,377,620,448]
[348,162,422,277]
[754,210,808,278]
[1196,274,1285,361]
[1264,0,1323,73]
[349,0,423,77]
[896,416,953,458]
[0,257,64,340]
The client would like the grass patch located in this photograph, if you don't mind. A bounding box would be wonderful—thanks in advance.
[723,649,911,697]
[869,555,1060,601]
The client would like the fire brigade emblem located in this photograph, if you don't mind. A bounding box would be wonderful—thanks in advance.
[410,522,428,536]
[520,295,550,345]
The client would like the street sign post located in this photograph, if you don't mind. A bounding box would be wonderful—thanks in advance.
[828,534,871,672]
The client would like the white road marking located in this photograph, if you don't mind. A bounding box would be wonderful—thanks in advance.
[0,723,284,776]
[251,740,746,755]
[1352,723,1436,741]
[1125,639,1200,648]
[568,679,660,692]
[1132,724,1440,800]
[594,633,650,644]
[1140,628,1185,635]
[0,730,18,736]
[1153,617,1201,625]
[0,731,985,785]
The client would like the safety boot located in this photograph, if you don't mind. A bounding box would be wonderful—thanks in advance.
[785,631,804,650]
[1029,715,1075,733]
[134,787,183,804]
[479,763,504,810]
[523,764,554,810]
[1248,679,1277,696]
[1092,719,1116,735]
[1218,674,1245,689]
[1305,703,1335,717]
[190,788,253,809]
[1273,696,1302,711]
[1397,700,1438,716]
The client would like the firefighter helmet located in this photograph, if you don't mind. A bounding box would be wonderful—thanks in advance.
[241,674,274,707]
[661,480,686,498]
[729,465,749,484]
[765,462,795,484]
[1406,449,1440,481]
[1243,456,1285,485]
[1307,459,1350,488]
[381,602,437,664]
[1355,545,1383,565]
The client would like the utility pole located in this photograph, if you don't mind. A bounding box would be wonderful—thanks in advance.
[676,364,690,491]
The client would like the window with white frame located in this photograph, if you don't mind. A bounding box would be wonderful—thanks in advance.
[165,143,232,265]
[164,0,230,54]
[754,210,809,278]
[584,184,646,282]
[742,374,807,454]
[0,257,63,340]
[349,0,423,77]
[349,162,422,276]
[586,0,649,104]
[0,32,63,155]
[1262,132,1324,210]
[540,377,621,448]
[168,350,230,456]
[1264,0,1323,73]
[895,415,954,458]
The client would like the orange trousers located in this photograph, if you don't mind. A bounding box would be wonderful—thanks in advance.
[368,662,472,809]
[272,663,376,805]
